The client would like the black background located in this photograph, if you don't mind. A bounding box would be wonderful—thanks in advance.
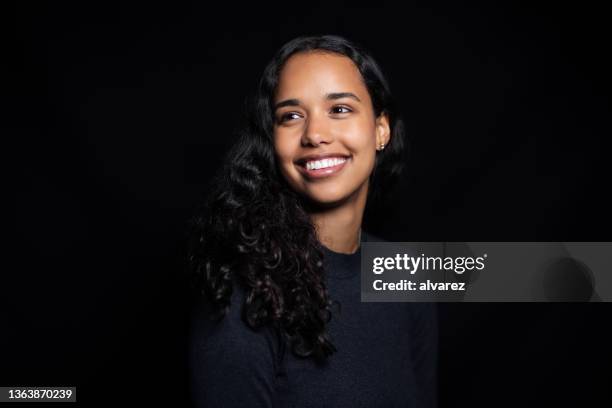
[5,1,611,407]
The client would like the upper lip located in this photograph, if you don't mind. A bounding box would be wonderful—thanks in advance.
[295,153,351,166]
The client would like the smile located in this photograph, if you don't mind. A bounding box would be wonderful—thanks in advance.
[297,156,350,179]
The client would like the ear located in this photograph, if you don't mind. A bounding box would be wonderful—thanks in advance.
[375,112,391,148]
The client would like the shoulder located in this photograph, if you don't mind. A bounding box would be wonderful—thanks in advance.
[188,281,283,372]
[188,282,284,407]
[407,301,438,341]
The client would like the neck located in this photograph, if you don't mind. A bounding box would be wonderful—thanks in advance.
[307,183,368,254]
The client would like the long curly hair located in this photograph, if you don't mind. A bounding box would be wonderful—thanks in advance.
[187,34,408,364]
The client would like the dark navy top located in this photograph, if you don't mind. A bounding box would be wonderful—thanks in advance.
[189,231,438,408]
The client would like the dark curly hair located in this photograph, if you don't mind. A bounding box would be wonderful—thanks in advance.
[187,34,408,364]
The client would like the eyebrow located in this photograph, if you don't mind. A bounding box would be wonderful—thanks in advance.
[274,92,362,111]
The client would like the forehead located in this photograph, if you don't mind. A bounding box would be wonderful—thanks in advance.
[274,51,369,102]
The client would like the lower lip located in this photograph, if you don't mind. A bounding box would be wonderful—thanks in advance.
[298,158,350,179]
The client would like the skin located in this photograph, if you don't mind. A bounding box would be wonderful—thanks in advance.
[273,51,390,254]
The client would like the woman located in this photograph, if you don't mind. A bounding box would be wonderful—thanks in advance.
[187,34,437,408]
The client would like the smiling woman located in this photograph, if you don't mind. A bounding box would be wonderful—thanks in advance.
[187,35,438,408]
[273,51,389,215]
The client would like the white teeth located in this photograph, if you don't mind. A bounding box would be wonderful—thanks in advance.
[305,157,347,171]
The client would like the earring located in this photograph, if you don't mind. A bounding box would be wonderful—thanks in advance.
[378,143,386,151]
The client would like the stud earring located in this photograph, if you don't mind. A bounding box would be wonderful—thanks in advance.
[378,143,386,151]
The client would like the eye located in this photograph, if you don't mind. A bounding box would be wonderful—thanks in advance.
[331,105,353,114]
[278,112,302,123]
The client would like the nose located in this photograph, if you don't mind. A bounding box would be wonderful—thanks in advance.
[301,112,333,147]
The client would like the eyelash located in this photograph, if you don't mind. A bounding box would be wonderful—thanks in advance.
[278,105,353,123]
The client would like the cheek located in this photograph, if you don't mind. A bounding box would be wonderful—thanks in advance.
[273,135,298,174]
[273,135,289,160]
[342,120,377,153]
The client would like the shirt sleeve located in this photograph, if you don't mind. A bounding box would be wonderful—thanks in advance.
[188,284,282,408]
[410,302,439,408]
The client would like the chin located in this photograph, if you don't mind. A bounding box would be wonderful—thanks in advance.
[302,187,355,208]
[308,195,347,207]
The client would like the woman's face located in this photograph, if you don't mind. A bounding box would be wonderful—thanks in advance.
[273,51,390,208]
